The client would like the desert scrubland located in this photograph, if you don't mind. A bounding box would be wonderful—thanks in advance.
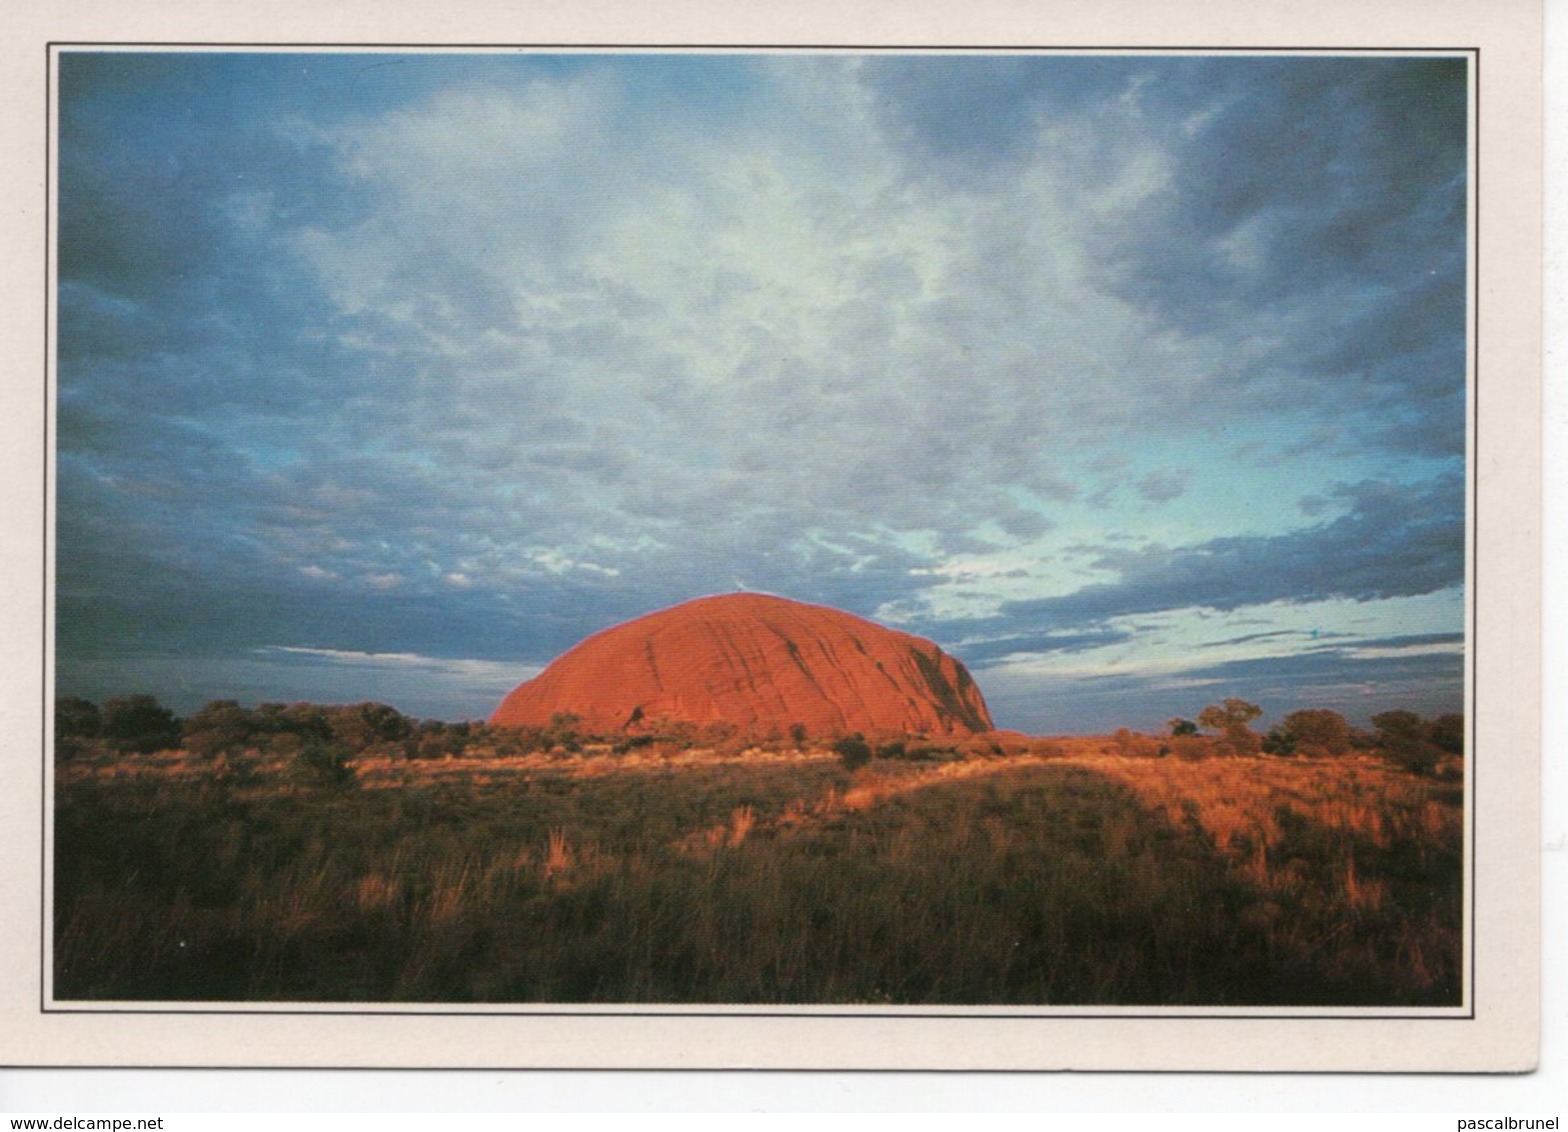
[53,702,1463,1006]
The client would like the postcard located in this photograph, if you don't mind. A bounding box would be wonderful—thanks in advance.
[0,0,1542,1071]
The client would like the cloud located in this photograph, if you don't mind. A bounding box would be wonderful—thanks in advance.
[53,53,1470,725]
[997,474,1463,631]
[979,632,1463,734]
[1339,631,1465,651]
[957,628,1137,664]
[1196,629,1328,649]
[57,649,537,720]
[1134,468,1192,504]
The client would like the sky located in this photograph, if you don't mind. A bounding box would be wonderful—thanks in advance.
[53,50,1469,733]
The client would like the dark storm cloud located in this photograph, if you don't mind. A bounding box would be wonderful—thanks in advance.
[1098,58,1466,317]
[867,54,1469,460]
[1101,59,1468,460]
[863,54,1136,169]
[867,56,1465,299]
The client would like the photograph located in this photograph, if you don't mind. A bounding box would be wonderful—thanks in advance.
[48,47,1477,1012]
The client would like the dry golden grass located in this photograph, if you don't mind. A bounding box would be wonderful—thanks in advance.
[53,743,1462,1005]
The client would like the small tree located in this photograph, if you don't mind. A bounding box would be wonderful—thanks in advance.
[1167,718,1199,737]
[1428,713,1465,755]
[1281,709,1352,757]
[1371,709,1424,746]
[329,702,413,753]
[274,702,334,743]
[1372,709,1443,776]
[1198,698,1263,757]
[101,695,181,754]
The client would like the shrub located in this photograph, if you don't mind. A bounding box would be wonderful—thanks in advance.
[54,697,102,759]
[1282,709,1352,757]
[1371,709,1447,777]
[1167,734,1217,761]
[833,733,872,771]
[329,702,413,752]
[1260,727,1297,756]
[262,732,305,759]
[1388,744,1439,777]
[55,697,102,740]
[291,740,357,788]
[1112,728,1162,758]
[183,700,264,759]
[544,712,584,753]
[910,743,962,761]
[955,735,1006,759]
[1429,713,1465,755]
[699,721,740,747]
[101,695,181,754]
[400,719,473,760]
[1370,710,1423,746]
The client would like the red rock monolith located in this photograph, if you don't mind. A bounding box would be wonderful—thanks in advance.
[490,592,994,737]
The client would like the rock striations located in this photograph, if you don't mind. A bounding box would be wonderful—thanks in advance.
[490,593,995,737]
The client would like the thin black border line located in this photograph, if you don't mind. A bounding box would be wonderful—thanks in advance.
[40,43,1482,1025]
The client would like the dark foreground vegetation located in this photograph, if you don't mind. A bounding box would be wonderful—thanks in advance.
[53,696,1464,1006]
